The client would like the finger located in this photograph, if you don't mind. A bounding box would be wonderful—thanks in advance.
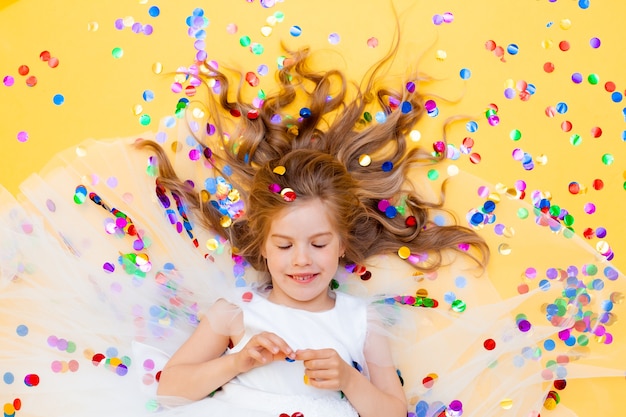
[253,333,294,361]
[261,332,295,359]
[245,349,264,364]
[295,349,323,362]
[303,371,339,390]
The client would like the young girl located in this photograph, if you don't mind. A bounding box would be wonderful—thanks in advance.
[1,15,623,417]
[155,150,408,417]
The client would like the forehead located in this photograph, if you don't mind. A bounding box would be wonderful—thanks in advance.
[268,199,336,234]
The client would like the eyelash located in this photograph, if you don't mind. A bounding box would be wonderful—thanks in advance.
[277,244,327,250]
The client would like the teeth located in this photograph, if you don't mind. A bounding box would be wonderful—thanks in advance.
[292,274,314,281]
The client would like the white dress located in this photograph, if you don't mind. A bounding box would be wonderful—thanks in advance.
[162,290,368,417]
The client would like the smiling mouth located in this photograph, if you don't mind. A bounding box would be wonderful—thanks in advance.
[289,274,317,283]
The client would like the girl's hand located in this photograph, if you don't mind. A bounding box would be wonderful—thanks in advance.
[234,332,295,374]
[296,349,355,391]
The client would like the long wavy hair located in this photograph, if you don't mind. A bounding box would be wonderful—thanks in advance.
[139,40,489,275]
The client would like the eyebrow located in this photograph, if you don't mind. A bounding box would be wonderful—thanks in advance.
[270,232,333,239]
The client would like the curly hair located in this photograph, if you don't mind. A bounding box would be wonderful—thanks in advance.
[138,39,489,275]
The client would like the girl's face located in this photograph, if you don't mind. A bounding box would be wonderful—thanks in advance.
[262,198,345,312]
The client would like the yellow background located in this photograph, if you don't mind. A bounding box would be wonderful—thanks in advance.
[1,0,624,415]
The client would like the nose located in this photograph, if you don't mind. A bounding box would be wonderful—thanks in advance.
[292,245,312,266]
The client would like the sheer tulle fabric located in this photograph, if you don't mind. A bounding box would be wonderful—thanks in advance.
[1,125,624,417]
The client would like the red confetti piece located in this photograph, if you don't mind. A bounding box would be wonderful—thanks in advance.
[592,179,604,190]
[544,62,555,73]
[245,71,259,87]
[561,121,572,132]
[184,85,196,97]
[48,57,59,68]
[483,339,496,350]
[422,375,436,388]
[590,126,602,138]
[92,353,106,366]
[405,215,417,227]
[24,374,40,387]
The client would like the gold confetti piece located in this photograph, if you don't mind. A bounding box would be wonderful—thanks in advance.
[358,154,372,167]
[206,239,219,251]
[398,246,411,259]
[273,165,286,175]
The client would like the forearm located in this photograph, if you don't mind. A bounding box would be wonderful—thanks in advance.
[342,368,407,417]
[157,353,239,400]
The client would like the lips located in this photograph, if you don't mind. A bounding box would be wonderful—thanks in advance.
[288,273,317,283]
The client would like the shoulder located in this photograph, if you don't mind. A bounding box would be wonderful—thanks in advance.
[200,298,244,336]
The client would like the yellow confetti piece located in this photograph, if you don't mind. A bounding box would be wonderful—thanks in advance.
[488,193,501,204]
[152,62,163,74]
[303,374,309,385]
[358,154,372,167]
[435,50,447,61]
[535,154,548,165]
[261,26,273,36]
[136,253,150,265]
[502,226,516,238]
[273,165,286,175]
[596,241,611,255]
[220,216,233,228]
[228,189,240,202]
[398,246,411,259]
[158,316,172,326]
[192,108,205,119]
[206,239,219,251]
[559,19,572,30]
[500,399,513,410]
[498,243,512,255]
[109,357,122,367]
[171,141,183,153]
[83,348,95,360]
[544,398,557,410]
[416,288,429,298]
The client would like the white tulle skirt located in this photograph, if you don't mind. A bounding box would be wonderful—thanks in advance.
[1,129,624,417]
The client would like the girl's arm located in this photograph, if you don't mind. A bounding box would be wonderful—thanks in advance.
[157,299,295,400]
[297,330,407,417]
